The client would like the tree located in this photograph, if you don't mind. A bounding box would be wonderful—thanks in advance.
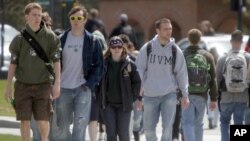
[0,0,34,30]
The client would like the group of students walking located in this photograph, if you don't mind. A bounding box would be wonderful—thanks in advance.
[4,2,250,141]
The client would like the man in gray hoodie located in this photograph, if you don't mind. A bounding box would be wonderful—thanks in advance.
[136,18,190,141]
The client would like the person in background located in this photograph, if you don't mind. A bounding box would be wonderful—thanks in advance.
[99,36,141,141]
[207,47,220,129]
[5,2,61,141]
[119,34,138,60]
[199,20,215,36]
[172,91,182,141]
[109,13,138,49]
[85,8,107,38]
[88,15,107,141]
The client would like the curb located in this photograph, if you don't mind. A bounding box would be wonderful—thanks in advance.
[0,116,19,128]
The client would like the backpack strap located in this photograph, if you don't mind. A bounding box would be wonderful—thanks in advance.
[146,41,152,71]
[21,29,55,83]
[172,44,177,75]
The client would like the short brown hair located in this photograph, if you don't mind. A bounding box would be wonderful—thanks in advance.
[188,28,202,45]
[24,2,42,15]
[231,30,243,41]
[68,5,88,18]
[155,18,171,29]
[119,34,131,44]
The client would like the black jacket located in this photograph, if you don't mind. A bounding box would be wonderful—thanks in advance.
[99,56,141,111]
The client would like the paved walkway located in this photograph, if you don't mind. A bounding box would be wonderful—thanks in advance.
[0,114,221,141]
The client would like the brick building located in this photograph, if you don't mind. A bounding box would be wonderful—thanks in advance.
[99,0,241,46]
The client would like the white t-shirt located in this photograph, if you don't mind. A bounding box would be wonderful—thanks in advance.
[61,31,86,89]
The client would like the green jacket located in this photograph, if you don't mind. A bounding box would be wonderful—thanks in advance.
[9,25,61,84]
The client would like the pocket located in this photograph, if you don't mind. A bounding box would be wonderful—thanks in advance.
[82,85,90,92]
[48,99,54,114]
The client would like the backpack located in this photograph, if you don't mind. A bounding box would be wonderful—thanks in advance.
[184,49,210,93]
[223,50,248,92]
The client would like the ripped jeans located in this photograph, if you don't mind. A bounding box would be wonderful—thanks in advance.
[56,85,91,141]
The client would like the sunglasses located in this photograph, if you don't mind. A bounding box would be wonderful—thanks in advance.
[110,46,123,49]
[70,16,85,21]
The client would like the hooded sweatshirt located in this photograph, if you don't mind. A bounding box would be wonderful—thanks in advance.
[136,35,189,97]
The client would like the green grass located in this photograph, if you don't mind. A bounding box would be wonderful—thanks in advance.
[0,134,21,141]
[0,80,16,116]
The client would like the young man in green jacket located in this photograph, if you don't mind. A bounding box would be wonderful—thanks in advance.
[5,3,61,141]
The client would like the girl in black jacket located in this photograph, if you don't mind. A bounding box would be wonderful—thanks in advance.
[99,36,141,141]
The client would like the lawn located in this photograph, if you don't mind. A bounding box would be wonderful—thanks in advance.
[0,80,15,116]
[0,134,21,141]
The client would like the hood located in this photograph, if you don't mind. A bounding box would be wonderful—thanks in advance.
[152,34,175,48]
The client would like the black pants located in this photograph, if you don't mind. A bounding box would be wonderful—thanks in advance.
[172,103,181,139]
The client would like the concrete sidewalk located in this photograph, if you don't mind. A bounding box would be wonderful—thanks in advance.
[0,115,221,141]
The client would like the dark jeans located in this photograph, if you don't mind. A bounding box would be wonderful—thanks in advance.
[173,103,181,139]
[103,104,131,141]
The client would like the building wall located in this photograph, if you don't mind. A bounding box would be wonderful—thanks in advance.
[99,0,238,45]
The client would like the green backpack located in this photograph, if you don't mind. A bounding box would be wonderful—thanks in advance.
[184,50,211,93]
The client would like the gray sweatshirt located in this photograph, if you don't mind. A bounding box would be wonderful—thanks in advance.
[136,35,189,97]
[216,48,250,103]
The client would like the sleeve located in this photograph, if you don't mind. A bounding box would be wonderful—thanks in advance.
[135,44,148,84]
[49,33,61,62]
[174,47,189,97]
[85,38,105,90]
[130,62,142,98]
[216,56,226,90]
[9,35,21,64]
[206,52,218,101]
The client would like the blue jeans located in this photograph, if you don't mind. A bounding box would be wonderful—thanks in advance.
[31,115,41,141]
[182,95,206,141]
[245,107,250,124]
[56,85,91,141]
[133,100,143,132]
[143,93,177,141]
[220,102,247,141]
[103,105,131,141]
